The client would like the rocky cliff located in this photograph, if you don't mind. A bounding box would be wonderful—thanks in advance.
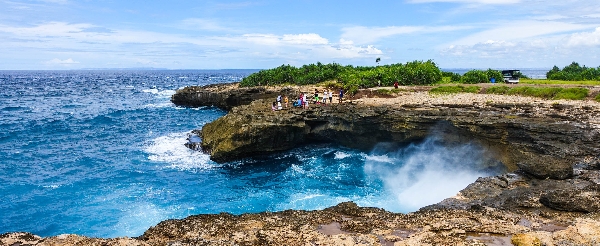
[192,84,600,181]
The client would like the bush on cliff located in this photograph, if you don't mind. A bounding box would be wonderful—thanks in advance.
[460,69,503,84]
[546,62,600,81]
[240,60,443,90]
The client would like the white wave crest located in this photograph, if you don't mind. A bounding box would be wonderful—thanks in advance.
[143,88,176,98]
[144,132,217,171]
[334,151,351,159]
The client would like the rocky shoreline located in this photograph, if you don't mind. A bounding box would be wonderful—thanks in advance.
[4,83,600,245]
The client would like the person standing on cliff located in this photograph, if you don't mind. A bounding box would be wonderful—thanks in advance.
[303,93,308,109]
[329,90,333,103]
[338,89,344,103]
[394,81,399,89]
[284,95,289,108]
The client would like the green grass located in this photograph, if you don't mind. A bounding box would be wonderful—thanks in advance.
[429,85,481,94]
[520,79,600,86]
[486,86,589,100]
[486,86,511,95]
[595,94,600,102]
[376,89,392,95]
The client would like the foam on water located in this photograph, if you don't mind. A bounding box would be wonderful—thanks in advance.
[145,132,216,171]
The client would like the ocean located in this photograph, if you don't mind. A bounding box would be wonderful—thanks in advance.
[0,69,540,238]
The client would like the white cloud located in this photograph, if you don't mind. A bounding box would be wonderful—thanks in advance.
[45,58,78,65]
[282,33,328,45]
[407,0,520,4]
[0,22,94,37]
[448,20,593,46]
[566,27,600,46]
[341,26,423,45]
[341,25,473,45]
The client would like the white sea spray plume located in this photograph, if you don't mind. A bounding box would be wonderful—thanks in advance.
[364,137,498,213]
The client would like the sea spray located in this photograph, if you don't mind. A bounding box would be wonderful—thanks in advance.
[363,136,504,212]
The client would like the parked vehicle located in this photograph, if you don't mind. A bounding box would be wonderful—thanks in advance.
[502,70,520,84]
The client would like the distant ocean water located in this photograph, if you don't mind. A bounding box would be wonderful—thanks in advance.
[0,69,531,238]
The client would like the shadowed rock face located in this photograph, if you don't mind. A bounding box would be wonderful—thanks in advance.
[198,98,599,180]
[173,85,600,181]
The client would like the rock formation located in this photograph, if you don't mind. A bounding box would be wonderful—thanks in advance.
[191,84,600,181]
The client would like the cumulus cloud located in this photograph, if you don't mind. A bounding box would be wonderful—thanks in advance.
[282,33,329,45]
[567,27,600,46]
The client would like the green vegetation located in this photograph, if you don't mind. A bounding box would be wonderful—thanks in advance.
[461,69,503,84]
[429,85,481,94]
[441,71,461,83]
[240,60,443,94]
[546,62,600,81]
[486,86,511,95]
[486,86,589,100]
[376,88,393,95]
[596,94,600,102]
[520,79,600,86]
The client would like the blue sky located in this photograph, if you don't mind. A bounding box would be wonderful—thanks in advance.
[0,0,599,70]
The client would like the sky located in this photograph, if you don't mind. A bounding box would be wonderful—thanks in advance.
[0,0,599,70]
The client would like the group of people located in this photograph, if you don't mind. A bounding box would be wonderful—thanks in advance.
[314,89,334,105]
[272,94,288,111]
[272,88,344,111]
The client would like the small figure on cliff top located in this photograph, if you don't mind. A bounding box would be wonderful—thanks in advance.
[339,89,344,103]
[272,101,277,111]
[329,90,333,103]
[303,93,308,109]
[394,81,399,89]
[322,89,328,104]
[284,95,289,108]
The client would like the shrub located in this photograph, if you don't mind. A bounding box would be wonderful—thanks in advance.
[486,86,511,94]
[486,69,504,83]
[442,71,462,82]
[240,60,444,88]
[596,94,600,102]
[546,62,600,81]
[461,70,489,84]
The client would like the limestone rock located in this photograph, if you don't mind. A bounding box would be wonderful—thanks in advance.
[539,185,600,212]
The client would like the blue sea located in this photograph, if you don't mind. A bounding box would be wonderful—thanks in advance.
[0,69,540,238]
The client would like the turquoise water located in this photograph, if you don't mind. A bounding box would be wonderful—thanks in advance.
[0,70,507,238]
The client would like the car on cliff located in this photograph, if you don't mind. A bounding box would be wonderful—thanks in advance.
[502,70,520,84]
